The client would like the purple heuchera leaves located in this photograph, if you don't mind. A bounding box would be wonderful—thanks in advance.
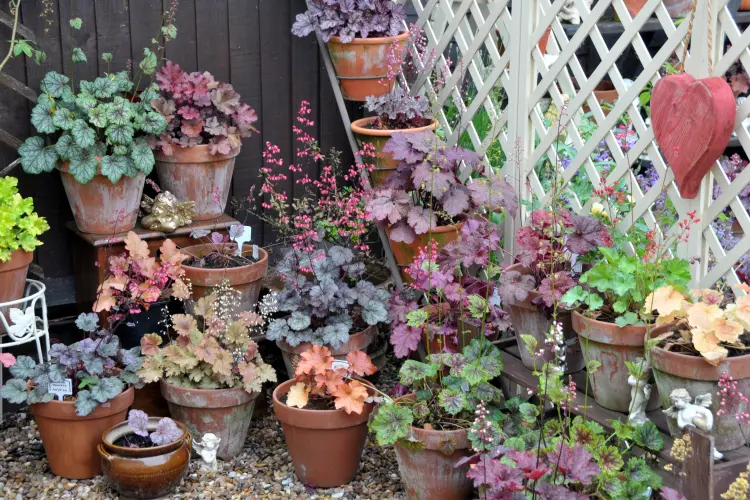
[546,443,600,485]
[466,457,524,492]
[150,417,182,446]
[365,88,432,129]
[498,270,536,306]
[291,0,406,42]
[533,271,576,309]
[660,487,688,500]
[535,482,591,500]
[391,324,422,358]
[128,409,150,437]
[566,215,607,255]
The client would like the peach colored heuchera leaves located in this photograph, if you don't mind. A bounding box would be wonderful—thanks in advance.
[286,345,377,414]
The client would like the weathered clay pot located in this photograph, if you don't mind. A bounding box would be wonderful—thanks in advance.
[351,117,439,188]
[388,223,463,283]
[273,379,374,487]
[160,380,257,459]
[650,347,750,452]
[98,417,191,499]
[181,244,268,312]
[328,31,409,101]
[424,315,499,356]
[506,264,585,374]
[155,145,240,220]
[276,325,377,378]
[31,386,134,479]
[0,249,32,319]
[572,311,667,412]
[742,0,750,11]
[394,425,473,500]
[58,162,144,234]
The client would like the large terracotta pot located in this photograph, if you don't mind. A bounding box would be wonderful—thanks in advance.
[328,31,409,101]
[0,249,32,319]
[155,145,240,221]
[388,223,463,283]
[98,417,191,499]
[650,347,750,452]
[572,311,666,412]
[742,0,750,11]
[276,324,377,378]
[30,386,134,479]
[181,243,268,312]
[625,0,691,18]
[506,264,585,374]
[160,380,257,459]
[394,425,473,500]
[351,117,439,188]
[58,162,144,234]
[273,379,374,487]
[423,315,499,357]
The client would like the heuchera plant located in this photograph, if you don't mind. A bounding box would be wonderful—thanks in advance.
[291,0,406,43]
[138,282,276,392]
[364,88,432,130]
[0,176,49,262]
[366,130,517,244]
[124,409,183,447]
[265,246,390,350]
[150,60,258,156]
[285,345,377,414]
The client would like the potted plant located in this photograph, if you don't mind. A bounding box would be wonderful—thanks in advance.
[369,338,505,499]
[264,245,390,378]
[352,88,437,187]
[0,313,142,479]
[365,130,516,281]
[138,281,276,459]
[98,410,190,499]
[150,61,259,220]
[273,345,377,487]
[0,176,49,308]
[645,284,750,452]
[292,0,407,101]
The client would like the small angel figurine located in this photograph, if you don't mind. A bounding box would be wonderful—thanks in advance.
[627,357,651,426]
[141,191,195,232]
[663,388,723,460]
[193,433,221,472]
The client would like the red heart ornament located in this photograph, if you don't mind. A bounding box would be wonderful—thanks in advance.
[651,73,736,199]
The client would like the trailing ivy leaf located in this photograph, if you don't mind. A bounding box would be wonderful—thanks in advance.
[633,421,663,451]
[88,106,108,128]
[68,148,99,184]
[52,107,76,130]
[131,144,154,174]
[438,388,467,415]
[100,155,130,184]
[71,119,96,148]
[106,122,135,145]
[0,379,29,404]
[69,17,82,29]
[19,137,57,174]
[72,47,87,63]
[40,71,70,97]
[30,102,55,134]
[399,360,438,386]
[74,389,99,416]
[369,404,413,446]
[90,377,124,403]
[139,47,157,75]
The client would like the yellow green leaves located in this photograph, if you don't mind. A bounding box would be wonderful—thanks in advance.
[0,177,49,262]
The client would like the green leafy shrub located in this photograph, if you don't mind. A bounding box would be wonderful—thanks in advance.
[0,176,49,262]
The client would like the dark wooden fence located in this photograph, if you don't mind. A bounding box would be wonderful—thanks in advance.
[0,0,353,301]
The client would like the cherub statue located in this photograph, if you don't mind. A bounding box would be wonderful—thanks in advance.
[558,0,593,25]
[193,433,221,472]
[627,357,652,426]
[664,388,723,460]
[141,191,195,232]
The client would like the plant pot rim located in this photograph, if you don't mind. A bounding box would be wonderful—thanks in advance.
[180,243,269,287]
[101,417,189,456]
[276,324,377,357]
[0,248,33,272]
[160,378,256,401]
[387,221,465,238]
[181,243,268,270]
[650,345,750,381]
[154,143,241,163]
[572,310,674,346]
[329,30,409,45]
[272,378,374,428]
[30,386,135,420]
[350,117,439,137]
[394,393,470,450]
[57,160,145,184]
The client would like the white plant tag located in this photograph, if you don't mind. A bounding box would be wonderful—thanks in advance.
[48,379,73,401]
[230,225,253,257]
[252,244,259,260]
[331,359,350,370]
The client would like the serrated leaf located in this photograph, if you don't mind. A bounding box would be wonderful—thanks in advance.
[633,421,663,451]
[54,134,78,161]
[71,119,96,148]
[41,71,70,97]
[90,377,124,403]
[369,404,413,446]
[139,47,157,75]
[30,102,55,134]
[9,356,37,379]
[399,360,439,386]
[140,111,168,134]
[72,47,87,63]
[100,155,130,184]
[52,107,76,130]
[83,355,104,375]
[101,52,113,63]
[113,144,129,156]
[68,148,99,184]
[0,379,29,404]
[406,309,428,327]
[19,136,57,174]
[161,24,177,40]
[69,18,82,29]
[106,122,134,145]
[131,144,154,174]
[75,93,98,113]
[88,106,108,128]
[438,389,467,415]
[93,76,118,99]
[74,389,99,416]
[108,97,132,125]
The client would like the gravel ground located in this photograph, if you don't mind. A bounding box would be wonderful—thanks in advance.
[0,356,406,500]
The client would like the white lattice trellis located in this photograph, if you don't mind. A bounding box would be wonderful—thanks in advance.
[407,0,750,289]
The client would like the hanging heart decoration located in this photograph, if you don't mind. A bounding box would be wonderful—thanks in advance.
[650,73,736,199]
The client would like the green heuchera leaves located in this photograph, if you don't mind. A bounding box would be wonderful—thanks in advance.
[20,69,167,184]
[370,404,413,446]
[0,177,49,262]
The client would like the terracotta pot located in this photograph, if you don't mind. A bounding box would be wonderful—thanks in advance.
[58,162,144,234]
[506,264,585,374]
[160,380,257,459]
[388,223,463,283]
[273,379,374,487]
[155,145,240,220]
[181,243,268,312]
[394,424,473,500]
[30,386,134,479]
[98,417,191,499]
[276,325,377,378]
[624,0,691,18]
[650,347,750,452]
[424,315,499,356]
[538,26,553,55]
[328,32,409,101]
[572,311,667,412]
[131,382,171,418]
[351,117,439,188]
[0,249,32,318]
[743,0,750,10]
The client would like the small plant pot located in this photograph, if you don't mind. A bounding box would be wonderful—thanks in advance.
[155,144,240,221]
[328,31,409,101]
[273,379,374,487]
[423,315,500,357]
[650,347,750,452]
[572,311,666,413]
[387,223,464,283]
[0,249,32,319]
[98,417,191,499]
[160,380,257,459]
[742,0,750,11]
[181,243,268,312]
[58,162,144,234]
[350,117,439,188]
[30,386,135,479]
[394,424,473,500]
[276,325,377,379]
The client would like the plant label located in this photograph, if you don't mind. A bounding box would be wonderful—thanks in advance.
[331,359,350,370]
[252,245,259,260]
[48,379,73,401]
[231,226,253,256]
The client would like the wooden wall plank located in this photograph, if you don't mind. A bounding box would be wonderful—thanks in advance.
[128,0,162,83]
[195,0,229,82]
[164,0,197,72]
[94,0,131,75]
[59,0,98,85]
